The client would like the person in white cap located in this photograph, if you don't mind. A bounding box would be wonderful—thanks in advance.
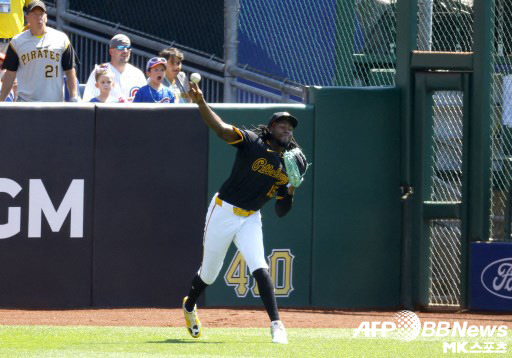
[82,34,146,102]
[0,1,79,102]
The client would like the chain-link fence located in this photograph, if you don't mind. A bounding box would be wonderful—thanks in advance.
[429,91,464,306]
[59,0,404,102]
[67,0,224,59]
[238,0,397,87]
[431,92,464,203]
[491,0,512,241]
[429,220,462,306]
[61,0,479,89]
[417,1,473,308]
[417,0,473,52]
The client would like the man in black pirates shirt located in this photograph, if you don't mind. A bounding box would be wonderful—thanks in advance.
[181,82,299,344]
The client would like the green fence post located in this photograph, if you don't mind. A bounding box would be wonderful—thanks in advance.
[413,73,437,308]
[468,0,494,241]
[460,73,472,309]
[395,0,418,309]
[467,0,493,243]
[465,0,494,309]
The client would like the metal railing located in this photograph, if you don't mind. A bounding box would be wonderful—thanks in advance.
[47,2,304,103]
[63,26,224,103]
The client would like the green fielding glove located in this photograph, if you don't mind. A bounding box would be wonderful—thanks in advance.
[283,148,310,188]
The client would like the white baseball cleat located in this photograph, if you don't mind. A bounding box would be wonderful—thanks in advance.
[182,296,202,338]
[271,320,288,344]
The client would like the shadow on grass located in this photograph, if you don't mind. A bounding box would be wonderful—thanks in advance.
[147,339,221,344]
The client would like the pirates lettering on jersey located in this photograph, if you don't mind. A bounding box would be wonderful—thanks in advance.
[251,158,288,185]
[21,49,60,65]
[217,129,291,211]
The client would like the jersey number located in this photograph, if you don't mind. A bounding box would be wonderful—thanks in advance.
[266,184,278,198]
[45,65,59,78]
[224,249,295,298]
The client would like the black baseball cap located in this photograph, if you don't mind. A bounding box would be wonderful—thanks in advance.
[26,1,47,13]
[268,112,298,128]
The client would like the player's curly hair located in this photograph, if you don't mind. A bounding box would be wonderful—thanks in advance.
[250,124,301,150]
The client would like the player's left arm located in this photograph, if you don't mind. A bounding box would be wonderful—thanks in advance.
[61,42,78,100]
[275,185,295,218]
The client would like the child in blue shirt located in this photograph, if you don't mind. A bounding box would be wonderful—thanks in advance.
[133,57,175,103]
[90,65,115,103]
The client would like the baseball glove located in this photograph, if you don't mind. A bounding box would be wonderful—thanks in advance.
[283,147,309,188]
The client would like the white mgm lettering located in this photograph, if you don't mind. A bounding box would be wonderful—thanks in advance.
[0,178,22,238]
[0,178,84,239]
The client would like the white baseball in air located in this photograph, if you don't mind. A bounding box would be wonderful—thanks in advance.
[190,73,201,84]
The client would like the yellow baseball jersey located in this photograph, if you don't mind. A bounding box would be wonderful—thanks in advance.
[0,0,33,39]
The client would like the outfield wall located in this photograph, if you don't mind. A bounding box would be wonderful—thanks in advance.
[205,88,402,308]
[0,87,401,308]
[0,105,95,308]
[0,104,207,308]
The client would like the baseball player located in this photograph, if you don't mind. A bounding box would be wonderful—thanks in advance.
[82,34,146,102]
[182,82,304,344]
[0,1,78,102]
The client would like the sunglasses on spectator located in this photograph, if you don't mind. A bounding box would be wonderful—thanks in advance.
[116,45,131,51]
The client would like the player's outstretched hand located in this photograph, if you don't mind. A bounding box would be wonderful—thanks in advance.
[188,82,205,104]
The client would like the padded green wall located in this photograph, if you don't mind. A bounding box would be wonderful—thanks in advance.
[203,87,401,308]
[310,87,401,307]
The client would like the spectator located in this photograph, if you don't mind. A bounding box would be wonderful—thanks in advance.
[82,34,146,102]
[0,52,16,101]
[0,52,4,75]
[159,47,191,103]
[133,57,175,103]
[0,0,33,54]
[89,65,115,103]
[0,1,78,102]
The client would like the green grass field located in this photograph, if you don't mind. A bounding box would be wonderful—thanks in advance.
[0,326,510,357]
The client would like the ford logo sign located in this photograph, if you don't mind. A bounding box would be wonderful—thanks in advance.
[481,258,512,299]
